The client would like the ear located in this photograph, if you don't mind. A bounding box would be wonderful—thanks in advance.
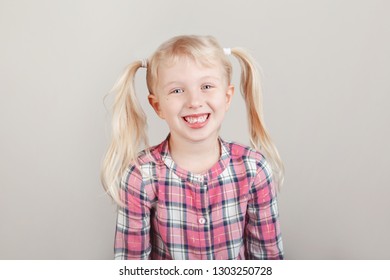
[148,94,165,119]
[225,84,235,111]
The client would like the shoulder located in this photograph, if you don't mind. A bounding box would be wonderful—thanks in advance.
[121,140,165,187]
[120,142,165,203]
[222,139,273,180]
[224,140,275,196]
[222,139,267,165]
[136,141,164,166]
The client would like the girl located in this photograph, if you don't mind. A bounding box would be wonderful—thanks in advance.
[101,35,284,260]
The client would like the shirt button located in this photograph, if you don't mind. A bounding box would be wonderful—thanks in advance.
[198,217,207,224]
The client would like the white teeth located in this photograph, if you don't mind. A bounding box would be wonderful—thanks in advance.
[184,114,208,124]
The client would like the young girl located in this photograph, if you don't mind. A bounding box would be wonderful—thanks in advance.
[101,35,284,260]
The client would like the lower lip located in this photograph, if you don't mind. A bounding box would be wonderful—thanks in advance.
[183,115,210,129]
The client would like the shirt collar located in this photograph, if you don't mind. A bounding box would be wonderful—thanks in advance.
[159,135,231,184]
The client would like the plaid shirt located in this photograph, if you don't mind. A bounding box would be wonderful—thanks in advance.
[114,137,283,260]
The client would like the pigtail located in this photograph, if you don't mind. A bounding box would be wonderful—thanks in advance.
[231,48,284,188]
[101,61,148,206]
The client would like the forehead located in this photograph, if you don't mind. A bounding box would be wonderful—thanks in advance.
[157,57,224,82]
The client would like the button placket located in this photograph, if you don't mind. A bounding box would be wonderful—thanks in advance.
[198,180,210,225]
[193,177,211,256]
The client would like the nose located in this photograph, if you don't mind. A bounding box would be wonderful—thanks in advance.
[186,88,203,109]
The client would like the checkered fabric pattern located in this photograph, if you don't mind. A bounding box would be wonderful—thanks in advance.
[114,136,284,260]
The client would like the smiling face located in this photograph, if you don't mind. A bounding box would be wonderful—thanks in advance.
[148,57,234,145]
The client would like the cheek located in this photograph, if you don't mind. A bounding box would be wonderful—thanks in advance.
[210,96,229,112]
[159,99,178,118]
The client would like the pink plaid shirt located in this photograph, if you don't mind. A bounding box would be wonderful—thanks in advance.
[114,136,283,260]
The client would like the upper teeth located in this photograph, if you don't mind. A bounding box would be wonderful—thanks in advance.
[185,115,208,124]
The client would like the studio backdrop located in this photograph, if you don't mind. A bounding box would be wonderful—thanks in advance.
[0,0,389,259]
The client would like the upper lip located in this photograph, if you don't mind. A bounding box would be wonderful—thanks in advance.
[182,113,209,118]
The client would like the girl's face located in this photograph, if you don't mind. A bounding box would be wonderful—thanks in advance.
[149,57,234,145]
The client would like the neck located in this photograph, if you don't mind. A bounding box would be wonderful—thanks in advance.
[168,134,221,174]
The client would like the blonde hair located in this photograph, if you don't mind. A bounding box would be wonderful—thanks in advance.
[101,35,284,206]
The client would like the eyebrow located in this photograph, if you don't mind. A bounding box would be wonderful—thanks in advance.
[162,76,221,89]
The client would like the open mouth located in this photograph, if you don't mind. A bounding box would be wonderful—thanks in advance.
[183,113,210,124]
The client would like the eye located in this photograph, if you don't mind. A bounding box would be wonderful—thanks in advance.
[201,84,213,90]
[170,88,184,94]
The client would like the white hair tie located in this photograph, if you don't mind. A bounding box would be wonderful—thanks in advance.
[223,48,231,55]
[140,59,148,68]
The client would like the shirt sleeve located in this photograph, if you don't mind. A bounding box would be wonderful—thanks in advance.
[245,157,284,260]
[114,165,152,260]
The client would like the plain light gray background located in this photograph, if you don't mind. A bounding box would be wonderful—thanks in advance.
[1,0,389,259]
